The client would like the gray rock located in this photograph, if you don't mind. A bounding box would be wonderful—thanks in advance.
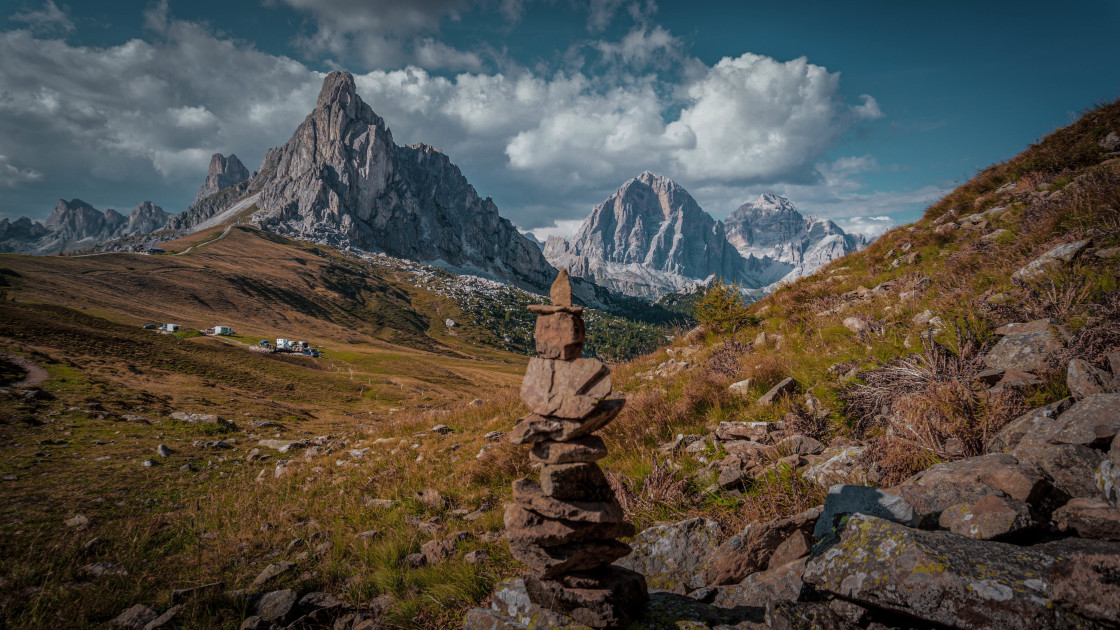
[109,604,158,628]
[1052,497,1120,540]
[1067,359,1112,399]
[804,514,1088,629]
[983,321,1064,372]
[614,517,722,594]
[938,494,1034,540]
[1049,393,1120,447]
[710,557,807,611]
[255,589,297,622]
[813,484,919,540]
[195,153,250,203]
[757,377,797,406]
[703,507,820,586]
[251,561,294,588]
[987,398,1072,453]
[156,444,171,457]
[140,604,182,630]
[801,447,867,488]
[1012,239,1091,282]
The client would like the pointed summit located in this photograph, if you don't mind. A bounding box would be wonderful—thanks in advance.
[195,153,250,202]
[316,70,359,110]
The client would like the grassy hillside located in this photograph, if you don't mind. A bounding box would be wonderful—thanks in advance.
[0,100,1116,629]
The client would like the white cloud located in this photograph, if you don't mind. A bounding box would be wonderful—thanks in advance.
[414,38,484,72]
[9,0,73,35]
[836,215,895,237]
[0,155,44,187]
[524,219,586,241]
[587,0,627,32]
[593,25,680,68]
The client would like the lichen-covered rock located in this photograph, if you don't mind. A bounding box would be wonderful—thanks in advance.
[614,518,721,595]
[704,507,820,586]
[803,514,1088,629]
[892,453,1048,525]
[1067,359,1112,399]
[1012,240,1090,282]
[1049,551,1120,625]
[983,322,1064,373]
[1049,393,1120,447]
[1097,434,1120,508]
[709,557,807,611]
[801,447,866,489]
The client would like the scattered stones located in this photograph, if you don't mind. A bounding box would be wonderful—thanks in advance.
[431,424,453,435]
[715,421,773,442]
[420,538,456,565]
[170,411,238,431]
[615,517,721,594]
[465,550,489,564]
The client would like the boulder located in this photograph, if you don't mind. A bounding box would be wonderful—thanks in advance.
[765,434,824,458]
[1049,552,1120,625]
[803,514,1084,629]
[1049,393,1120,447]
[1012,239,1090,282]
[986,398,1072,453]
[255,589,298,623]
[801,447,867,488]
[529,436,608,465]
[614,517,721,594]
[812,485,919,541]
[767,530,811,569]
[1067,359,1112,399]
[757,378,797,406]
[703,507,820,586]
[520,358,611,419]
[1052,497,1120,540]
[937,494,1033,540]
[1012,438,1104,501]
[510,479,624,524]
[509,399,625,444]
[983,322,1064,373]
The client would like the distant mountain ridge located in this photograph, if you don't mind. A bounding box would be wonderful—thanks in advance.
[544,177,869,299]
[0,199,170,254]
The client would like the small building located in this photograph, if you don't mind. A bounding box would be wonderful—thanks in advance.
[165,323,180,332]
[276,338,290,349]
[214,325,233,336]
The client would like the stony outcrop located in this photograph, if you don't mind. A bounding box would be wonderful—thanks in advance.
[472,270,647,628]
[195,153,250,202]
[250,71,555,292]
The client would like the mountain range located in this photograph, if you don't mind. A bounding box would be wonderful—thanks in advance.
[0,71,868,300]
[543,174,867,298]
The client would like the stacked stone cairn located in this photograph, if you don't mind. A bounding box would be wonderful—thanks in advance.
[504,269,648,628]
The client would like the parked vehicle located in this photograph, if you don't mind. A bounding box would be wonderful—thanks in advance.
[142,323,157,330]
[258,340,271,349]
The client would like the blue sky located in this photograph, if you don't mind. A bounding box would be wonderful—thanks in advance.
[1,0,1118,238]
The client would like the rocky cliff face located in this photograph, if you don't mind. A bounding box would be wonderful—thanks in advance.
[725,193,867,283]
[249,71,555,292]
[544,172,755,299]
[195,153,250,202]
[0,199,170,254]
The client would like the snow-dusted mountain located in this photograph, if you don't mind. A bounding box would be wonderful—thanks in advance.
[543,171,763,299]
[545,182,869,299]
[724,193,867,283]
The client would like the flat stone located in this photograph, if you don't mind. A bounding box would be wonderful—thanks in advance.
[520,358,611,419]
[1053,497,1120,540]
[504,504,634,547]
[509,399,625,444]
[523,567,648,629]
[812,484,919,541]
[765,434,824,458]
[171,581,223,604]
[511,478,624,523]
[614,517,721,594]
[803,514,1078,629]
[1067,359,1111,399]
[508,539,631,578]
[757,377,797,406]
[994,319,1055,336]
[1013,437,1104,501]
[540,463,612,501]
[938,494,1033,540]
[140,604,182,630]
[251,561,294,588]
[534,312,585,360]
[109,604,158,628]
[704,507,820,586]
[526,305,583,315]
[715,421,773,442]
[1012,239,1090,282]
[1049,552,1120,625]
[529,436,607,464]
[984,326,1064,372]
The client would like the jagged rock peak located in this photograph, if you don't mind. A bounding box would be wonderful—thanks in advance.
[317,70,357,109]
[195,153,250,202]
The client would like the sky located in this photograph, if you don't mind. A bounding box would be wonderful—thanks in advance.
[0,1,1118,239]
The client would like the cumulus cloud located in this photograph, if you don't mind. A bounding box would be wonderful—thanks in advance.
[836,215,895,237]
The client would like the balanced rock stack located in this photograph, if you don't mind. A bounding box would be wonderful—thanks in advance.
[504,269,648,628]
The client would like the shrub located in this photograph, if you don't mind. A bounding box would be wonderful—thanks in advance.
[693,278,755,334]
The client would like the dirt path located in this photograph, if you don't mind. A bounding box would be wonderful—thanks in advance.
[3,353,48,388]
[175,224,235,255]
